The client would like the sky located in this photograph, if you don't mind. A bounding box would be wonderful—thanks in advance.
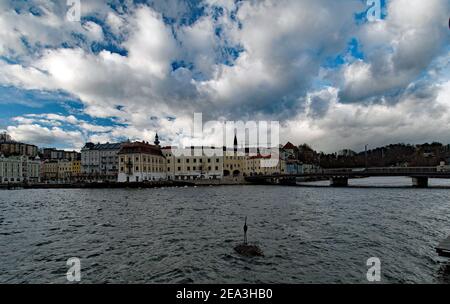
[0,0,449,153]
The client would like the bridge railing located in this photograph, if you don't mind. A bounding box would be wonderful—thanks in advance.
[321,167,438,175]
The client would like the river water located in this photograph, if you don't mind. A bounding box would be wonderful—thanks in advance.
[1,177,450,283]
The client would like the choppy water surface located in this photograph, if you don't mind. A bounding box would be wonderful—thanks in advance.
[1,177,450,283]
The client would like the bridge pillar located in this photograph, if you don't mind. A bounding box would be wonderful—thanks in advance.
[412,177,428,188]
[330,177,348,187]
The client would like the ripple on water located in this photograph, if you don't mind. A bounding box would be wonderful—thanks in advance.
[1,182,450,283]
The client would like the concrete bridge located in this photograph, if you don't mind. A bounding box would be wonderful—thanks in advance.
[245,167,450,188]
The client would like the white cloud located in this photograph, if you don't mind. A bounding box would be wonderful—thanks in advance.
[7,124,84,149]
[339,0,449,102]
[0,0,449,152]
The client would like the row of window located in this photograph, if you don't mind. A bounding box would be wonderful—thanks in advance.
[120,157,163,163]
[120,167,164,172]
[171,158,221,164]
[168,166,220,172]
[0,177,20,182]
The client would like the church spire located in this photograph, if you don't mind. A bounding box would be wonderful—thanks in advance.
[154,132,160,146]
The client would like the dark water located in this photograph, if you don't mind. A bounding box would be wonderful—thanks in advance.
[1,177,450,283]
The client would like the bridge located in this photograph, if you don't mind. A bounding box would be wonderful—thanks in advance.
[245,167,450,188]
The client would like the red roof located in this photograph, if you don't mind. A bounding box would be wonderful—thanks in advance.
[248,154,273,159]
[118,141,164,156]
[283,142,296,150]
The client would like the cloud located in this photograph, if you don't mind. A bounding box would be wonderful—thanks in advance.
[0,0,449,152]
[7,124,84,149]
[338,0,449,102]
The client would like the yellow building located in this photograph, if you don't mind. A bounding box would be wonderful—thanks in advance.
[71,159,81,179]
[223,153,245,177]
[58,160,72,182]
[41,160,58,182]
[163,147,223,180]
[118,141,166,182]
[244,155,286,176]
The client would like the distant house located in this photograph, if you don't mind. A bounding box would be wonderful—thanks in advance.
[0,132,38,158]
[281,142,298,160]
[81,142,123,182]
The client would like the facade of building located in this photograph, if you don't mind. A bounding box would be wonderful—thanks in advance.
[0,141,38,158]
[0,155,40,183]
[41,160,59,182]
[57,160,72,182]
[81,142,122,181]
[71,159,81,180]
[163,147,224,180]
[281,142,299,160]
[223,152,245,177]
[243,155,286,176]
[118,141,166,182]
[42,148,80,161]
[0,132,12,142]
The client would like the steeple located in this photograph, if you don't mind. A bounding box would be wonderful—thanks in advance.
[233,132,238,153]
[154,132,160,146]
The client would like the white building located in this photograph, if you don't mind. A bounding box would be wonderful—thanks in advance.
[0,155,40,183]
[81,142,122,181]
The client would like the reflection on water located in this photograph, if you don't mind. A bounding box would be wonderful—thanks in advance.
[1,178,450,283]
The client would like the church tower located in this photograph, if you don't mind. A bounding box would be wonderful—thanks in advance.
[154,133,160,146]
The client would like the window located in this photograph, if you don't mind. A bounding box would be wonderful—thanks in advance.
[216,159,219,163]
[186,159,190,163]
[208,159,211,163]
[199,159,202,163]
[136,157,139,161]
[168,159,170,164]
[177,159,181,163]
[136,166,139,171]
[168,167,171,171]
[208,166,211,170]
[187,166,190,170]
[178,167,181,171]
[193,159,197,163]
[215,166,219,170]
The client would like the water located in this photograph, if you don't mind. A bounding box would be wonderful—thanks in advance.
[1,177,450,283]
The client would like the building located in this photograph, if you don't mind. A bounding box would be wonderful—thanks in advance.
[41,160,59,182]
[58,160,72,182]
[437,161,450,172]
[0,132,12,142]
[42,148,80,161]
[118,141,166,182]
[0,155,40,184]
[281,142,299,160]
[285,160,301,174]
[243,155,286,176]
[71,159,81,181]
[163,146,224,180]
[81,142,122,182]
[26,157,41,183]
[0,136,38,158]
